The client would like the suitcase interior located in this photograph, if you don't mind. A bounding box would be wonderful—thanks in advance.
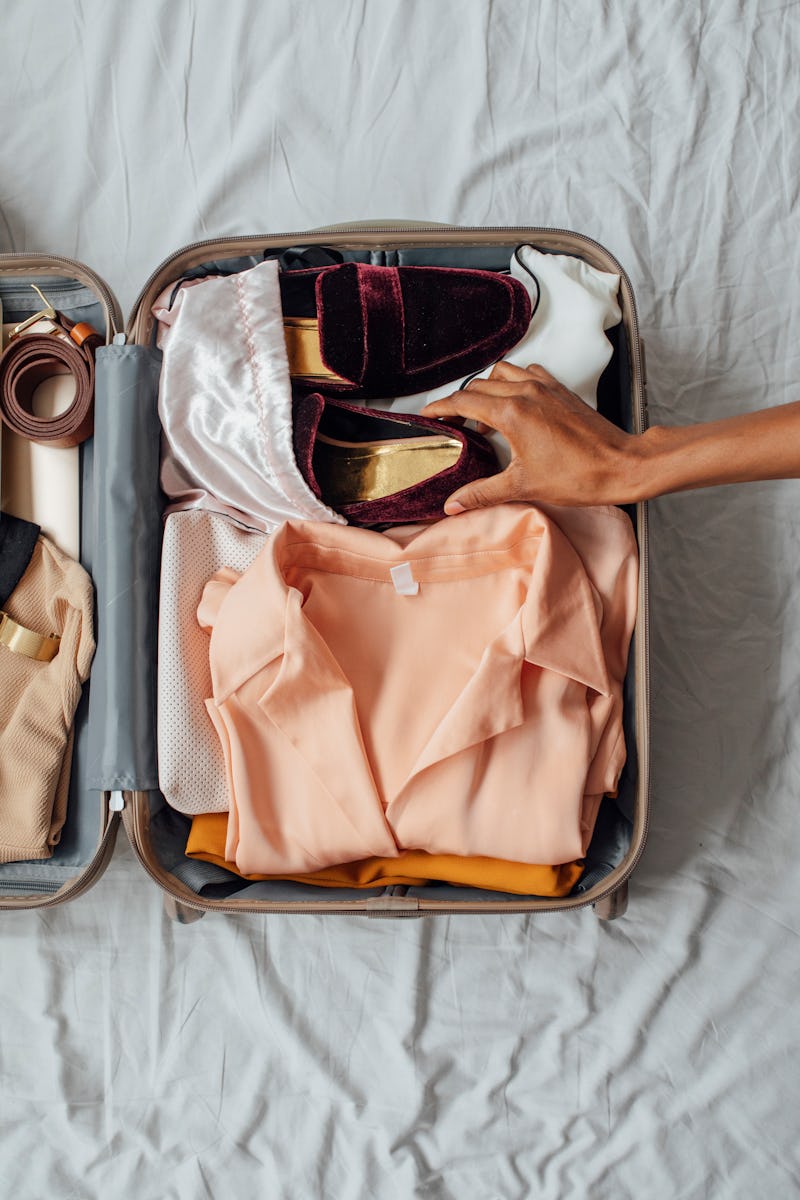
[0,229,649,915]
[0,266,119,904]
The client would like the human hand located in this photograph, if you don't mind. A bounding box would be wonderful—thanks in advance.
[421,361,643,511]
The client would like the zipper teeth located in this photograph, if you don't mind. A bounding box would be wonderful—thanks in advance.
[631,502,652,869]
[0,812,120,910]
[0,252,123,336]
[0,880,59,893]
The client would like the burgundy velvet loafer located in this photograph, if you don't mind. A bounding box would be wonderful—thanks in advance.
[280,262,530,399]
[293,392,500,527]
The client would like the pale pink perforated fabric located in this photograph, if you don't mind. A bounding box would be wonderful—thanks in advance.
[157,509,267,814]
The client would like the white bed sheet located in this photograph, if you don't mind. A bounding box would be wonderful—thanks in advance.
[1,1,799,1195]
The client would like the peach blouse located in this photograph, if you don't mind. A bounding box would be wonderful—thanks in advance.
[198,503,638,876]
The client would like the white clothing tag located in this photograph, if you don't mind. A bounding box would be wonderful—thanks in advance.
[390,562,419,596]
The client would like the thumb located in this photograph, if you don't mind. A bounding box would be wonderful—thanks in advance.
[443,467,518,516]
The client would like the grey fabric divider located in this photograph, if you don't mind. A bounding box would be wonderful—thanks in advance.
[87,344,163,790]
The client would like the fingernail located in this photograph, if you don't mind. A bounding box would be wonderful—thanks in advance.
[444,500,465,515]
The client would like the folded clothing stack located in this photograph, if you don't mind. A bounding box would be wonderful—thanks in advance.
[187,503,637,895]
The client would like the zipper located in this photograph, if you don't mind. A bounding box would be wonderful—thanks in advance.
[0,805,121,910]
[0,252,123,338]
[632,499,652,872]
[0,880,60,893]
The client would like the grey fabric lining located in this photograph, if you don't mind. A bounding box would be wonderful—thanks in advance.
[0,279,103,317]
[147,805,238,892]
[218,881,387,902]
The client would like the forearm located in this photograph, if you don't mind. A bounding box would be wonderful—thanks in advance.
[626,402,800,501]
[423,364,800,510]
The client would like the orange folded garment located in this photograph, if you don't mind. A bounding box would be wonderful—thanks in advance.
[185,813,584,897]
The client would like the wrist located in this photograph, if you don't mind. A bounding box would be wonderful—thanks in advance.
[623,422,705,501]
[622,424,691,502]
[604,428,660,504]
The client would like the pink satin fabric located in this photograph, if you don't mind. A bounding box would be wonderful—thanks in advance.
[198,503,638,876]
[154,259,343,530]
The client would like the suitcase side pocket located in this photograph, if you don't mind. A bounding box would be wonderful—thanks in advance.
[87,345,163,792]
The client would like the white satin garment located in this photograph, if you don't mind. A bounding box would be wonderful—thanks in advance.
[378,246,622,465]
[158,508,268,814]
[155,258,344,531]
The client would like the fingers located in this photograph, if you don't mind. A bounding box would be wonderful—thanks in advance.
[485,361,528,382]
[443,466,520,516]
[421,362,587,437]
[489,360,541,381]
[474,372,590,414]
[489,361,561,386]
[421,379,536,424]
[420,390,502,425]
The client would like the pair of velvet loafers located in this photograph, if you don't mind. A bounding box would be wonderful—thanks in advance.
[283,262,528,524]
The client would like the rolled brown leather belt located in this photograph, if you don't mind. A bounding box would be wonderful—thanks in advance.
[0,317,101,447]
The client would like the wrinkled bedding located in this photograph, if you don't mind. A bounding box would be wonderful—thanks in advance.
[1,1,799,1196]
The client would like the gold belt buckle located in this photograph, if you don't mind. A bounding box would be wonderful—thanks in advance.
[8,284,58,340]
[0,610,61,662]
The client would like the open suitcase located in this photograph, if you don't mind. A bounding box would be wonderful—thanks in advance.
[0,224,650,922]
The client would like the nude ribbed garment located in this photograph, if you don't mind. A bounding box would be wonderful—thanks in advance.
[0,536,95,861]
